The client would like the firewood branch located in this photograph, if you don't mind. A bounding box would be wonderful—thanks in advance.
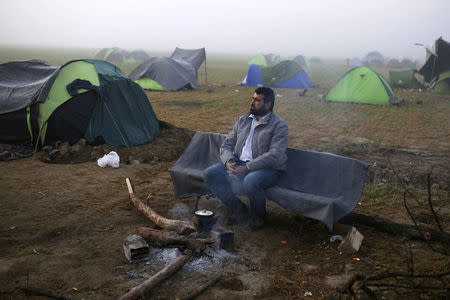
[125,178,197,235]
[137,227,215,254]
[119,250,193,300]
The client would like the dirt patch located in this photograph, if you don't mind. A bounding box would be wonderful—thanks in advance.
[38,120,195,165]
[1,99,449,299]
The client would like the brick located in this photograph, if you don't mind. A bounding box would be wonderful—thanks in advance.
[123,234,149,262]
[210,225,234,251]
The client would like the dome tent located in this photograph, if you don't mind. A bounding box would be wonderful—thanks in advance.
[0,59,159,147]
[129,57,200,91]
[241,60,314,89]
[326,67,394,105]
[92,47,150,64]
[248,53,280,66]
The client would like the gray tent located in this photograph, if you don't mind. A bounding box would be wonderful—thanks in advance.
[130,50,151,61]
[170,47,206,71]
[129,56,200,91]
[0,60,59,114]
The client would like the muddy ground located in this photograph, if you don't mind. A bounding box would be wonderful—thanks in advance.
[1,89,449,299]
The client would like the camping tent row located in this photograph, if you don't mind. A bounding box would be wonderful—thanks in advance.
[326,67,395,105]
[93,47,151,64]
[418,37,450,94]
[130,47,206,91]
[241,60,314,89]
[0,60,159,147]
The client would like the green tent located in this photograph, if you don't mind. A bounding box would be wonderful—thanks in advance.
[0,59,159,147]
[389,69,423,89]
[248,53,280,66]
[432,70,450,94]
[248,54,268,66]
[326,67,394,105]
[38,59,159,147]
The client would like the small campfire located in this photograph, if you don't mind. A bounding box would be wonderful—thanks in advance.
[120,178,235,299]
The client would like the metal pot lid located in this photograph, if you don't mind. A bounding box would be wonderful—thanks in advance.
[194,209,214,217]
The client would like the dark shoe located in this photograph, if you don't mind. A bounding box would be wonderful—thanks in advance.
[244,215,264,232]
[225,207,248,225]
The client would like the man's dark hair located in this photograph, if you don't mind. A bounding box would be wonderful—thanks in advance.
[255,87,275,110]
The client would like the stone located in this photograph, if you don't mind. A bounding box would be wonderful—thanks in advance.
[337,226,364,254]
[58,142,71,156]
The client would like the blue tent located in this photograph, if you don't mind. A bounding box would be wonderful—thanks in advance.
[241,61,314,89]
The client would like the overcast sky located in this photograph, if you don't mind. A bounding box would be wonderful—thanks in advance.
[1,0,449,60]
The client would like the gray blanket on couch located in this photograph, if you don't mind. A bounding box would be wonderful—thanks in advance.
[170,131,368,230]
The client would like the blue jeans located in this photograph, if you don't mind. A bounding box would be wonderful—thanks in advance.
[204,163,281,217]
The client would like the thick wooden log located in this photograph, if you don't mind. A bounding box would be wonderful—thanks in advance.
[119,251,193,300]
[339,212,450,245]
[126,178,197,235]
[137,227,215,253]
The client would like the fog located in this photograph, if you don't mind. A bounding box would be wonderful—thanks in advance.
[1,0,449,60]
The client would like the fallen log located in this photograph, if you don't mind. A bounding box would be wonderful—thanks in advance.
[119,250,193,300]
[126,178,197,235]
[339,212,450,245]
[137,227,215,254]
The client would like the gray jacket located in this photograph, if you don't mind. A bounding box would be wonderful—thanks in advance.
[220,112,289,171]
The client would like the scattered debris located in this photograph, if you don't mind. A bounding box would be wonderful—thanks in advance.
[329,235,344,243]
[297,88,308,96]
[97,151,120,168]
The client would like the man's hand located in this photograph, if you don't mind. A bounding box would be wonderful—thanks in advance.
[226,160,236,171]
[227,164,249,179]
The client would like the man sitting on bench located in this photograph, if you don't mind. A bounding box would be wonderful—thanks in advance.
[204,87,289,231]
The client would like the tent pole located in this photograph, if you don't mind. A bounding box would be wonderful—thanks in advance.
[204,49,208,87]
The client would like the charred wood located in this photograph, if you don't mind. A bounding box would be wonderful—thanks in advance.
[119,250,193,300]
[137,227,215,254]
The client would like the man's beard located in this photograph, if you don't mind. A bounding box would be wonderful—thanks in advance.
[249,106,267,116]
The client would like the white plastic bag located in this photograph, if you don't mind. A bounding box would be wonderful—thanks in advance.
[97,151,120,168]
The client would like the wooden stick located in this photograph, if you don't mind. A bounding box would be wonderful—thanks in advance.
[125,178,197,235]
[137,227,215,254]
[177,272,223,300]
[119,251,193,300]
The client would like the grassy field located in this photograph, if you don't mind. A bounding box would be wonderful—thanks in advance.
[1,46,449,298]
